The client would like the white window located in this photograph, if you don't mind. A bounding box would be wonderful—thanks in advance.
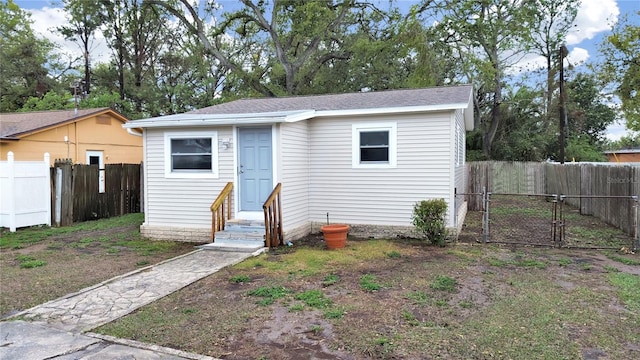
[86,150,105,193]
[164,131,218,178]
[352,122,397,168]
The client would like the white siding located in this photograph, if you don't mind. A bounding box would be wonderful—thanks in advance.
[309,112,453,227]
[145,127,235,228]
[278,121,310,232]
[453,109,466,225]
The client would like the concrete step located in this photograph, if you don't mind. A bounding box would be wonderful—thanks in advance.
[215,230,264,241]
[198,238,265,253]
[225,224,265,233]
[226,219,264,227]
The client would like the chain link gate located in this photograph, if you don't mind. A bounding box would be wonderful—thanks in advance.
[486,193,560,247]
[456,190,639,250]
[456,189,488,244]
[559,195,639,249]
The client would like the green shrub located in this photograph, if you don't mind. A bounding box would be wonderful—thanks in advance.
[412,199,448,246]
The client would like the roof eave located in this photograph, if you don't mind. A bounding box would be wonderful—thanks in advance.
[124,104,473,129]
[123,110,316,129]
[3,108,127,138]
[315,103,472,119]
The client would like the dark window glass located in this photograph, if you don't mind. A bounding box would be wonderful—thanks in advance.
[171,138,212,171]
[360,131,388,147]
[359,131,389,162]
[172,155,212,170]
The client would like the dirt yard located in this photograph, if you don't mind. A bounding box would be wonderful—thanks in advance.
[0,214,196,318]
[96,234,640,360]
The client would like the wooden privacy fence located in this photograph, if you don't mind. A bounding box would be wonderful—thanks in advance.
[51,163,142,226]
[546,163,639,236]
[466,161,640,238]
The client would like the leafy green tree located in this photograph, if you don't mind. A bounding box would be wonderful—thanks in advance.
[490,86,552,161]
[312,7,454,93]
[607,133,640,150]
[148,0,390,96]
[19,91,73,111]
[564,137,606,162]
[0,0,57,111]
[599,11,640,131]
[566,73,617,146]
[529,0,579,116]
[57,0,105,95]
[433,0,539,158]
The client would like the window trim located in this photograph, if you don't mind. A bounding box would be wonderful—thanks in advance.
[352,122,397,168]
[164,131,219,179]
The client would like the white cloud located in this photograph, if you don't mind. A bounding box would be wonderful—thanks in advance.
[566,47,589,66]
[606,120,628,141]
[27,7,111,66]
[507,47,588,75]
[566,0,620,45]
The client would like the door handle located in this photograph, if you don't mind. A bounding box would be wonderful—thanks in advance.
[238,165,244,174]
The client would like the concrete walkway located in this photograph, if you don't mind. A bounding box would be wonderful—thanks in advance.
[0,248,262,359]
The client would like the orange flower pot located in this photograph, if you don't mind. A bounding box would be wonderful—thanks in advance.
[321,224,349,249]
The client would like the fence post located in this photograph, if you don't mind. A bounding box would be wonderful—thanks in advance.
[44,153,51,227]
[55,167,62,226]
[551,194,558,247]
[483,186,490,243]
[633,196,639,252]
[7,151,16,232]
[559,195,566,247]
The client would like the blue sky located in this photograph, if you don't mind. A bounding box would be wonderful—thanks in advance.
[13,0,640,140]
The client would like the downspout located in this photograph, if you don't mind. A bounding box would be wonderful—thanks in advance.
[127,128,143,137]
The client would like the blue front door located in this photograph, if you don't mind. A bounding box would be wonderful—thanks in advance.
[239,127,273,211]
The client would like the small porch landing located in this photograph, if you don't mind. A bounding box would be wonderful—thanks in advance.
[199,219,265,253]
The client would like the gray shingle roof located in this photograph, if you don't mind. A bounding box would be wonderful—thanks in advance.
[190,85,473,115]
[0,108,115,139]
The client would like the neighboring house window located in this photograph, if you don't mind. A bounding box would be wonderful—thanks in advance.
[352,122,397,168]
[164,132,218,178]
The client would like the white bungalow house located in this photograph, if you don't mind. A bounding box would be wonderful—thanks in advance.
[124,85,474,247]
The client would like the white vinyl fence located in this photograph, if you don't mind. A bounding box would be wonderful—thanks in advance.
[0,152,51,231]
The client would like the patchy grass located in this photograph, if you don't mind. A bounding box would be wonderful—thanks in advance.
[491,205,552,218]
[569,226,628,241]
[229,275,251,284]
[321,273,340,287]
[605,251,640,266]
[91,238,640,359]
[0,213,146,249]
[385,250,402,259]
[0,213,196,318]
[608,273,640,312]
[487,256,548,269]
[359,273,382,292]
[15,255,47,269]
[294,289,332,309]
[430,275,458,292]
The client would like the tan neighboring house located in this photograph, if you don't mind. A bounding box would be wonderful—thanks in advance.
[0,108,143,166]
[604,149,640,163]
